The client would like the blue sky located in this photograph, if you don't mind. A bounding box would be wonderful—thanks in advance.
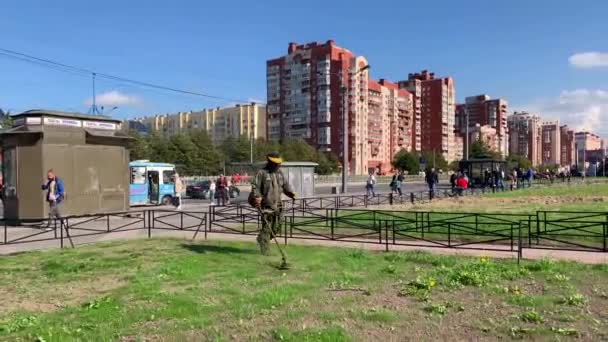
[1,0,607,135]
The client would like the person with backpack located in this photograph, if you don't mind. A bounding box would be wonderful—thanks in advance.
[41,169,65,229]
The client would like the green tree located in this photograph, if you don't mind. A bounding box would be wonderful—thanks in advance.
[168,134,197,175]
[470,139,503,160]
[280,138,317,162]
[448,160,460,172]
[507,154,532,170]
[0,108,12,128]
[146,131,172,163]
[420,150,448,171]
[392,149,419,173]
[190,130,223,175]
[315,151,340,175]
[127,130,150,161]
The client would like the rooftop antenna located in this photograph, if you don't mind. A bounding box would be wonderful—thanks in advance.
[89,72,100,115]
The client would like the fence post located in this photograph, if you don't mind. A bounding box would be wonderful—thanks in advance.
[604,215,608,252]
[241,207,246,234]
[410,192,415,204]
[204,212,208,240]
[330,209,335,240]
[107,214,110,232]
[389,193,394,205]
[148,211,152,238]
[528,215,532,247]
[284,216,288,246]
[181,211,184,230]
[518,221,523,264]
[510,224,514,252]
[392,220,396,245]
[60,218,64,248]
[385,220,389,252]
[448,222,451,247]
[3,220,6,245]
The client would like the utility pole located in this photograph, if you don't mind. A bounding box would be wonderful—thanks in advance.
[464,108,469,160]
[90,72,99,115]
[341,71,348,194]
[250,131,254,165]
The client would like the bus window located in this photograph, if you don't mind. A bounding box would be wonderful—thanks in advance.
[163,170,175,184]
[130,167,146,184]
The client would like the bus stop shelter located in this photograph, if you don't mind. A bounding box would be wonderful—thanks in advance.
[1,109,131,222]
[458,158,507,188]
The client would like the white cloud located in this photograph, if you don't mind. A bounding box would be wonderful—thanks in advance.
[83,90,142,108]
[569,52,608,68]
[522,89,608,136]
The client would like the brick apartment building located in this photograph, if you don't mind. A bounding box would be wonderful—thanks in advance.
[455,95,508,158]
[266,40,370,175]
[575,131,603,167]
[560,125,575,167]
[397,70,457,162]
[541,120,561,166]
[367,79,413,173]
[507,111,542,166]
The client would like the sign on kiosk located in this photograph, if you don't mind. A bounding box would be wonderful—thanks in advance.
[83,120,117,130]
[43,117,82,128]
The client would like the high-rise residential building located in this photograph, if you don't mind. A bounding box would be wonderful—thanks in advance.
[129,103,266,144]
[575,131,603,167]
[467,124,499,154]
[455,95,509,158]
[367,79,413,173]
[560,125,575,167]
[541,120,561,166]
[397,70,456,161]
[266,40,370,175]
[507,111,542,166]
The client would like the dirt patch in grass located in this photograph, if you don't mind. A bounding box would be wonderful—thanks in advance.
[0,275,127,315]
[389,195,608,212]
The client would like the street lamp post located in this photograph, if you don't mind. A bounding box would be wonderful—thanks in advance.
[464,108,469,160]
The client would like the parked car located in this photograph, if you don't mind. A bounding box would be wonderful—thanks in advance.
[186,181,240,199]
[186,181,210,199]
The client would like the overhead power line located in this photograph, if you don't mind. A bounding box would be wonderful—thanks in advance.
[0,47,259,104]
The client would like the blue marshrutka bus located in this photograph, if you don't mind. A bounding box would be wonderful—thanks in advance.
[129,160,176,206]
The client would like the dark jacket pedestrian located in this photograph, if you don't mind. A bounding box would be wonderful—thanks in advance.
[249,153,296,255]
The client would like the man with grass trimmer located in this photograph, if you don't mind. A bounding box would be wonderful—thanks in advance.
[249,153,296,261]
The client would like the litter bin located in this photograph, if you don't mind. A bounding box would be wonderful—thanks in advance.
[331,186,338,194]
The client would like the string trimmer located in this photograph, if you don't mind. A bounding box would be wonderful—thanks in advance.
[257,206,290,270]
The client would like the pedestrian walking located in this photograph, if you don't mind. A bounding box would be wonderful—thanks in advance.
[41,169,65,229]
[218,174,229,206]
[172,173,183,210]
[449,172,457,194]
[390,174,398,195]
[456,173,468,196]
[366,171,377,198]
[208,179,216,205]
[526,167,534,187]
[249,153,296,255]
[511,169,518,190]
[397,172,404,196]
[425,168,439,199]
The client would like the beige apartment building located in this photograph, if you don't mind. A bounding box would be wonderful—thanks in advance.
[130,103,266,144]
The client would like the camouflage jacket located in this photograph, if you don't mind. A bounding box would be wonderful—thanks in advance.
[250,167,295,211]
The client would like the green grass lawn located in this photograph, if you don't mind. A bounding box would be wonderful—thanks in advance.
[1,239,608,341]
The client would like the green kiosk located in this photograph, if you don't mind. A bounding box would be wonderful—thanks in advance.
[1,110,131,222]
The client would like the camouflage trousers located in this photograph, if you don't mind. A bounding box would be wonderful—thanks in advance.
[257,210,282,255]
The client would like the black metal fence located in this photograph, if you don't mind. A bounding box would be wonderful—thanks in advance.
[2,179,608,260]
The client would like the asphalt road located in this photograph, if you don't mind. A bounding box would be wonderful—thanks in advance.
[183,181,438,207]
